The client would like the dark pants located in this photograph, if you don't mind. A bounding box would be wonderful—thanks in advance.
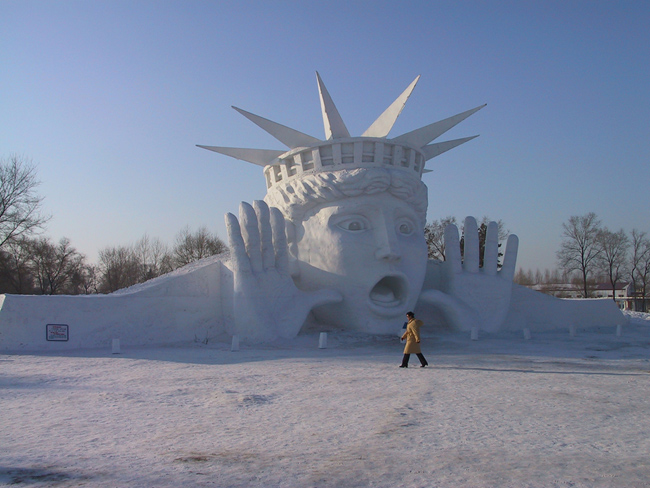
[401,353,428,367]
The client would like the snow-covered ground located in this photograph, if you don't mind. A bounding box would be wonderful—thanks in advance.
[2,312,649,487]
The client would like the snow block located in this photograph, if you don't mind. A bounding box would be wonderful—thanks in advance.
[0,256,230,351]
[503,284,626,333]
[318,332,327,349]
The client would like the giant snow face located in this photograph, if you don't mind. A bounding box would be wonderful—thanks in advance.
[293,193,427,333]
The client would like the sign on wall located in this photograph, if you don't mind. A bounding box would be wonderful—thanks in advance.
[46,324,69,342]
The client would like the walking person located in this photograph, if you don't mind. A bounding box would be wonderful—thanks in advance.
[399,311,428,368]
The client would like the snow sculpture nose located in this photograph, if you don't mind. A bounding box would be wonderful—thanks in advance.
[374,220,401,263]
[375,247,401,262]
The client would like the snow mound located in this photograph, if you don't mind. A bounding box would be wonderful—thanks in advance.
[111,252,230,295]
[623,310,650,326]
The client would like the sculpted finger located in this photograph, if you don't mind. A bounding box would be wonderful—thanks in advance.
[225,212,251,274]
[239,202,263,273]
[483,221,498,276]
[270,207,289,275]
[463,216,479,273]
[443,223,462,274]
[501,234,519,281]
[254,200,274,270]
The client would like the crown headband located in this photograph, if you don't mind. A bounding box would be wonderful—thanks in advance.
[262,137,427,190]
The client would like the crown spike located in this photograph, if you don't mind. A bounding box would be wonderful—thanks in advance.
[316,72,350,140]
[392,104,486,148]
[362,75,420,138]
[232,106,321,149]
[196,145,284,167]
[421,135,479,161]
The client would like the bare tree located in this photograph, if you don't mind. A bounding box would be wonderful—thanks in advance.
[424,216,457,260]
[71,264,100,295]
[597,228,629,301]
[29,237,85,295]
[172,226,226,268]
[97,232,185,294]
[0,155,50,248]
[629,229,650,311]
[0,237,35,293]
[640,243,650,312]
[425,216,508,264]
[629,230,648,311]
[514,268,535,285]
[98,245,141,293]
[133,234,173,280]
[94,227,224,293]
[557,213,603,298]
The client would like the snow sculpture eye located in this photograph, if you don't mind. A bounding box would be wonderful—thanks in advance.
[397,220,414,235]
[336,217,369,232]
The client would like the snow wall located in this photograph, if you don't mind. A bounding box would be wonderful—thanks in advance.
[0,255,235,351]
[504,283,626,331]
[0,256,626,351]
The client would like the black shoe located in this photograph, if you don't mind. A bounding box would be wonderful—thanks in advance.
[420,364,428,368]
[399,365,408,368]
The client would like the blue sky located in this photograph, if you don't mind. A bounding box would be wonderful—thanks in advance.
[1,0,649,272]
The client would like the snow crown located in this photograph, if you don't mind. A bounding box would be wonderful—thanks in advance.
[198,72,484,192]
[262,137,426,190]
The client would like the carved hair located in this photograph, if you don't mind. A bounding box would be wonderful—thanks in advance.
[264,167,428,225]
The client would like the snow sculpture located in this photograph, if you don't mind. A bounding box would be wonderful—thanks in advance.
[0,73,625,350]
[199,73,522,340]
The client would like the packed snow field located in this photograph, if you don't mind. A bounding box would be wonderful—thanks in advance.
[2,312,650,487]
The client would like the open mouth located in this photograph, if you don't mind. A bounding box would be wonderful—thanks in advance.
[368,275,408,312]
